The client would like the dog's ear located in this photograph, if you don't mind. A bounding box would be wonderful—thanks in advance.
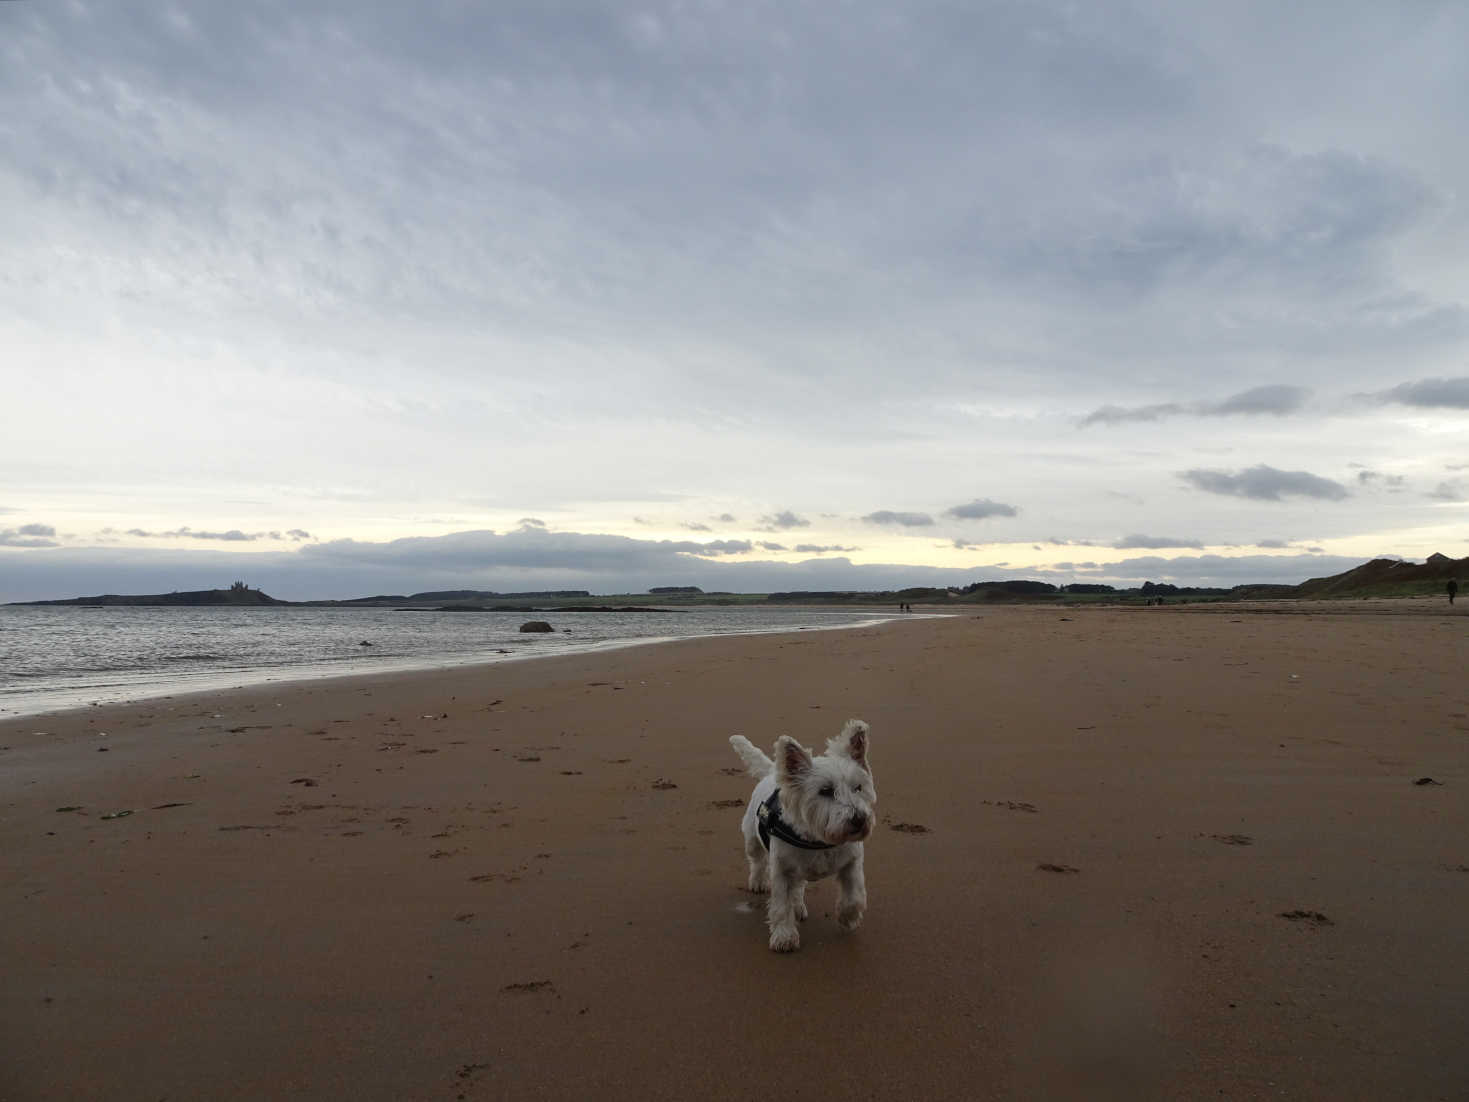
[774,735,812,781]
[830,719,871,772]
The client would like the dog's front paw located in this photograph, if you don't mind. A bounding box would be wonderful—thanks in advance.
[794,901,808,922]
[769,926,801,952]
[746,875,770,894]
[837,902,865,931]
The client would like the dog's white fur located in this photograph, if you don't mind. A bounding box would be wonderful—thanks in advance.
[729,720,875,952]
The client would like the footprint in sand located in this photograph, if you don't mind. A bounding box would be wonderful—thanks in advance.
[501,980,555,995]
[1278,909,1333,926]
[470,871,523,884]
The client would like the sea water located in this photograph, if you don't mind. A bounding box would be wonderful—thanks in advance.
[0,604,909,718]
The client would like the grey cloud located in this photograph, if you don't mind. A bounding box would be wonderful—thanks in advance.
[1427,482,1464,502]
[113,526,311,543]
[1356,470,1404,488]
[1256,539,1289,549]
[300,527,761,572]
[1210,385,1310,416]
[945,500,1019,521]
[1081,403,1186,426]
[1082,385,1309,427]
[686,540,753,557]
[757,541,787,551]
[129,526,261,543]
[125,526,259,542]
[717,514,737,524]
[0,525,60,548]
[1112,534,1206,550]
[1180,465,1349,502]
[862,510,935,527]
[757,511,811,531]
[682,522,712,532]
[794,544,858,554]
[1376,377,1469,409]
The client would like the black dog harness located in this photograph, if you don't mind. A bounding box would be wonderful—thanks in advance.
[756,790,834,852]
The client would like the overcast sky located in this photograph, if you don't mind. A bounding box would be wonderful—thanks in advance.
[4,1,1467,600]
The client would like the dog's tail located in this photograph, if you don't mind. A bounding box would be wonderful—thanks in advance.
[728,734,773,778]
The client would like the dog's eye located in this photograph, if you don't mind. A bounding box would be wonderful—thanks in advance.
[819,784,835,797]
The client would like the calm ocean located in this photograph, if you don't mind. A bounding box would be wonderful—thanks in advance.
[0,604,907,719]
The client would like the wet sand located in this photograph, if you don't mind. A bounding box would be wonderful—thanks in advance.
[2,605,1466,1100]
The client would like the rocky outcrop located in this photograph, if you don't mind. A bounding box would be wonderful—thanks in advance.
[519,621,554,633]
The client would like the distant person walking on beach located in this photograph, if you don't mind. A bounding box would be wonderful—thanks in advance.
[1448,579,1458,605]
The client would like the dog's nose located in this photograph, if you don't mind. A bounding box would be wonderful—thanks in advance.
[850,812,867,832]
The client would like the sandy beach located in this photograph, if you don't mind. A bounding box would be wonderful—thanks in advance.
[2,604,1465,1100]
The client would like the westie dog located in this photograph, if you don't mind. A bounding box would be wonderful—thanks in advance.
[729,719,875,952]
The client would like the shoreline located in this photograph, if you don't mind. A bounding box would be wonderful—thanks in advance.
[7,591,1459,722]
[3,607,1465,1099]
[0,606,928,722]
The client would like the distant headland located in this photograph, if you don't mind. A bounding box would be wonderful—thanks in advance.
[9,554,1467,609]
[20,580,288,607]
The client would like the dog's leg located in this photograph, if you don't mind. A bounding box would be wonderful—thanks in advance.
[836,855,867,932]
[743,832,770,893]
[767,869,801,952]
[792,879,808,922]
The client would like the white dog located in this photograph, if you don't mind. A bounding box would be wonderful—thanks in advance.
[729,720,875,952]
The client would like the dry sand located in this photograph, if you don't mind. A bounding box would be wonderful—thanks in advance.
[2,604,1466,1100]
